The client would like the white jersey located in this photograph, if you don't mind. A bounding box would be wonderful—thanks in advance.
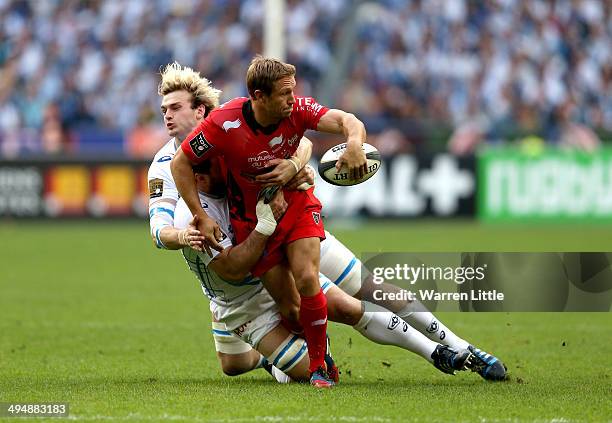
[175,191,363,335]
[148,138,180,248]
[174,192,265,311]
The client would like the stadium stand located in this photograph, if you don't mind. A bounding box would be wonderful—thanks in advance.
[0,0,609,156]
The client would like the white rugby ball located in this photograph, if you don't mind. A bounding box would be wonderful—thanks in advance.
[318,142,381,186]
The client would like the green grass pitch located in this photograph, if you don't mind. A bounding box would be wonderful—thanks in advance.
[0,220,610,422]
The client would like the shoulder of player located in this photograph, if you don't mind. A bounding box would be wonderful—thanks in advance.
[149,139,177,169]
[209,97,248,120]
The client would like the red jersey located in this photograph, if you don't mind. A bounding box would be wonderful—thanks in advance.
[181,96,329,230]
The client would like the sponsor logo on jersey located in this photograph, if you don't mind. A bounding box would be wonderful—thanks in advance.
[247,151,276,169]
[157,155,172,163]
[222,119,242,132]
[312,211,321,225]
[296,97,323,114]
[189,132,213,157]
[149,178,164,199]
[287,134,299,147]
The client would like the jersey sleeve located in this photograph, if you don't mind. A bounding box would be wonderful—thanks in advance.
[148,160,179,248]
[180,117,225,164]
[296,96,330,130]
[147,160,179,207]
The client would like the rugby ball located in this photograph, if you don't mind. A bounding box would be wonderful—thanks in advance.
[318,142,381,186]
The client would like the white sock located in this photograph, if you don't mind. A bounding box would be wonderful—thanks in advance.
[353,311,438,362]
[396,300,470,351]
[271,366,292,384]
[258,355,292,383]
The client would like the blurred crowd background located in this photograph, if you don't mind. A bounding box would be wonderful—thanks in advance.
[0,0,610,158]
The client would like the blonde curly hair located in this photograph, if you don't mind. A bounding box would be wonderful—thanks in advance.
[158,62,221,116]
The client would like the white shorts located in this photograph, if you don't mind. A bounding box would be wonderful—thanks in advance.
[320,231,362,297]
[210,275,334,349]
[211,320,253,355]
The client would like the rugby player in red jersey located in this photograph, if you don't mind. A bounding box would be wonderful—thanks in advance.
[171,56,367,387]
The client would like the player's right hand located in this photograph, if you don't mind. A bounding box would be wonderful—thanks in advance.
[197,213,224,257]
[336,144,367,179]
[286,164,315,191]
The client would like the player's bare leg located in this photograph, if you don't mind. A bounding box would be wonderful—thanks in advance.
[216,350,262,376]
[286,237,332,387]
[261,265,301,330]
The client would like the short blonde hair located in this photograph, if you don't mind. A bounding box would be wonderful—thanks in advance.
[158,62,221,116]
[246,55,296,98]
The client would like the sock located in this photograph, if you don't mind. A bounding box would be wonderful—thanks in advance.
[299,290,328,373]
[259,356,292,383]
[353,311,438,362]
[396,300,470,351]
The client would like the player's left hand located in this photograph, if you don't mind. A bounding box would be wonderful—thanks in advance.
[255,158,301,187]
[336,145,367,179]
[178,215,206,250]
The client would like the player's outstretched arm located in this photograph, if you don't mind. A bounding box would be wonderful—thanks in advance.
[316,109,368,179]
[156,225,203,250]
[209,197,286,281]
[171,149,223,256]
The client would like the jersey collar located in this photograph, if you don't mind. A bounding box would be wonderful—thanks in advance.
[242,100,280,135]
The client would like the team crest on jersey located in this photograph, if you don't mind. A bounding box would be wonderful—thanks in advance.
[312,211,321,225]
[149,178,164,199]
[189,132,213,157]
[268,135,283,150]
[222,119,241,132]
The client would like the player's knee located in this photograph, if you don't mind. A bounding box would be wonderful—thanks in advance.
[221,366,244,377]
[219,359,250,377]
[328,295,361,326]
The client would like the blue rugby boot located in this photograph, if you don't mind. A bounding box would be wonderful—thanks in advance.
[467,345,507,381]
